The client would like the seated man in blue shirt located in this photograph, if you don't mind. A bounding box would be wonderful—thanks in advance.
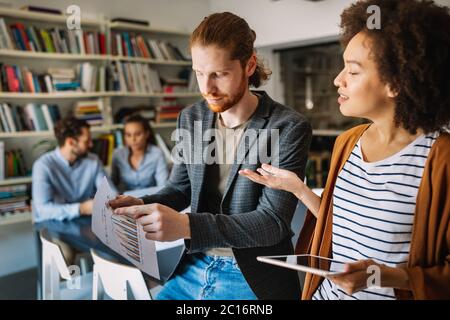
[32,116,110,223]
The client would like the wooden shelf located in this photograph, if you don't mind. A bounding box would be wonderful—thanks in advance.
[0,122,177,138]
[0,211,32,226]
[91,124,124,132]
[108,21,190,36]
[112,55,191,65]
[0,49,110,61]
[0,91,109,99]
[110,92,201,98]
[0,7,102,26]
[0,50,192,66]
[151,122,177,128]
[0,130,54,138]
[0,91,201,99]
[0,124,124,138]
[0,177,32,186]
[313,129,344,137]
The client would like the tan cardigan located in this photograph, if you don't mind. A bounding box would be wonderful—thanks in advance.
[296,124,450,300]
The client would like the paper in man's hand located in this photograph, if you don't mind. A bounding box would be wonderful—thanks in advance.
[92,177,160,279]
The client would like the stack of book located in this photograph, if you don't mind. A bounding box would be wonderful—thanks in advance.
[110,32,188,61]
[48,67,80,92]
[0,63,105,93]
[0,17,106,54]
[110,61,162,93]
[114,105,156,124]
[0,63,53,93]
[77,62,105,92]
[0,184,30,216]
[92,131,123,166]
[0,103,61,132]
[110,17,149,26]
[162,78,189,94]
[0,143,28,179]
[155,104,184,123]
[20,5,62,15]
[74,100,104,126]
[305,151,331,188]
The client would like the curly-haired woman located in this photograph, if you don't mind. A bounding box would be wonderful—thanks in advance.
[240,0,450,299]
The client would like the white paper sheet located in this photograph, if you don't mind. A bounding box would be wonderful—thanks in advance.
[92,177,160,279]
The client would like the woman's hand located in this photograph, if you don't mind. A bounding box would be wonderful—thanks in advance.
[238,164,303,194]
[327,259,411,295]
[239,164,321,217]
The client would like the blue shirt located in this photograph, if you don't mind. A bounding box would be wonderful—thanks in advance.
[111,144,169,194]
[32,148,111,223]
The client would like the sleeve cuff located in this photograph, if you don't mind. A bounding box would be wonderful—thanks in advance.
[185,212,222,253]
[68,203,81,220]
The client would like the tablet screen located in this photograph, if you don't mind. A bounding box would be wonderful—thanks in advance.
[257,254,347,276]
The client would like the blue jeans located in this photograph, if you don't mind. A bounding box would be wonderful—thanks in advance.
[156,253,258,300]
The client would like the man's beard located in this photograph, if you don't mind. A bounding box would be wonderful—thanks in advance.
[72,146,88,161]
[204,75,247,113]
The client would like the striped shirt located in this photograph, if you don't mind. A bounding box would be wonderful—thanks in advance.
[313,131,439,300]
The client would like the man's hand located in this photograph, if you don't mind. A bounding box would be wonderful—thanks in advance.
[79,199,93,215]
[114,203,190,242]
[108,195,144,209]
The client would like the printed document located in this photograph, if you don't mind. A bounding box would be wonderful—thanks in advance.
[92,177,160,279]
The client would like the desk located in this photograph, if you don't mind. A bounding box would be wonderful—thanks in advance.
[34,216,128,264]
[33,216,185,298]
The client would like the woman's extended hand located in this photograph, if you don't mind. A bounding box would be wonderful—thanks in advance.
[238,164,303,194]
[239,164,321,217]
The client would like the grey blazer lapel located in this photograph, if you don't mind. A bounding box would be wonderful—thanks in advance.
[191,108,216,211]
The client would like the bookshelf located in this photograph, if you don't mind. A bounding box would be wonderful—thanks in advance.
[0,7,199,225]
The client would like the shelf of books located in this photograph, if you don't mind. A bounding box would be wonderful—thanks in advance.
[0,5,199,225]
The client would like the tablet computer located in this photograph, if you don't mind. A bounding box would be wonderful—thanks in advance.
[256,254,347,277]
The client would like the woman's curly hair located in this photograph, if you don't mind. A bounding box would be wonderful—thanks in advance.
[340,0,450,134]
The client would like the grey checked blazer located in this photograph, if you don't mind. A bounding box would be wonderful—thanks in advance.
[142,91,312,299]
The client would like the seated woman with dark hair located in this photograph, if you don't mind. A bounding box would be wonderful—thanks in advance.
[240,0,450,299]
[111,114,169,195]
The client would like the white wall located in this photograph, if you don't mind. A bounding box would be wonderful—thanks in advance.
[210,0,450,101]
[210,0,355,48]
[9,0,211,32]
[210,0,450,49]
